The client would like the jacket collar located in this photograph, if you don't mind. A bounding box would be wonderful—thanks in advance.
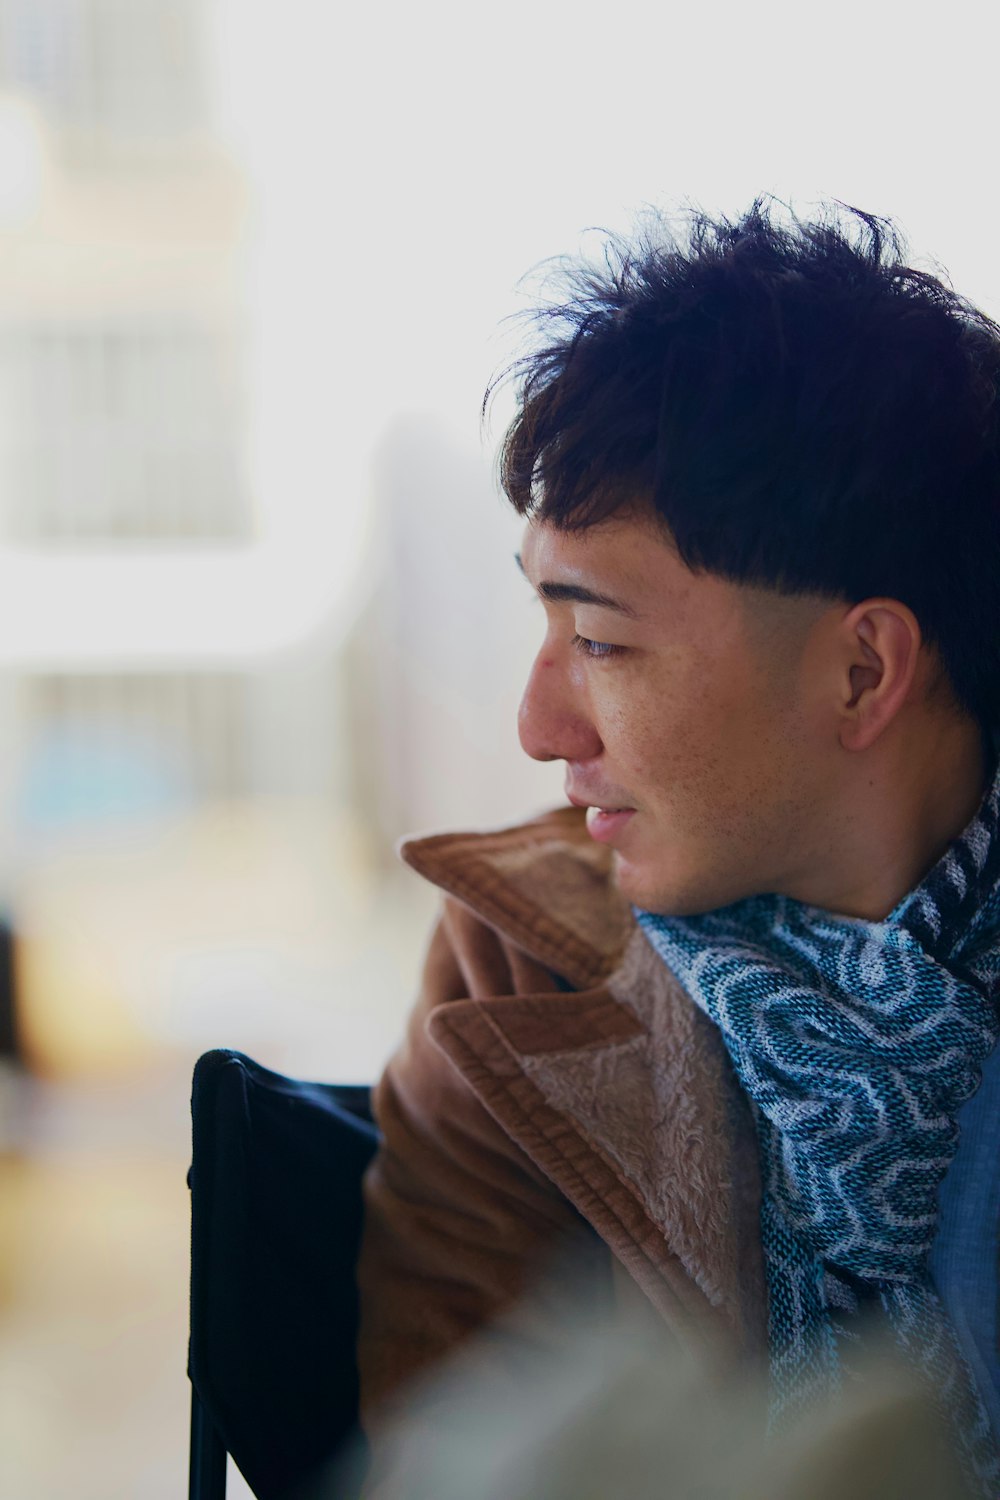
[397,804,634,990]
[397,805,767,1357]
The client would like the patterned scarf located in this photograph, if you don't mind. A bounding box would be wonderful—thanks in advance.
[635,752,1000,1496]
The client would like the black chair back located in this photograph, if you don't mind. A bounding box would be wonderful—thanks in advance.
[188,1049,378,1499]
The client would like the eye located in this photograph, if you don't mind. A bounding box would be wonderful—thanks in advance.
[571,634,623,660]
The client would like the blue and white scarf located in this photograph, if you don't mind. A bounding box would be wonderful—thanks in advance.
[636,753,1000,1495]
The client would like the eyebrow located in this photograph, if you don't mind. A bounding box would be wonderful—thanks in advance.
[514,552,643,620]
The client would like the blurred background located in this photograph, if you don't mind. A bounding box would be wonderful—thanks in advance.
[0,1,996,1495]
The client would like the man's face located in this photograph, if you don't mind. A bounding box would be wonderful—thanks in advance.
[516,508,834,915]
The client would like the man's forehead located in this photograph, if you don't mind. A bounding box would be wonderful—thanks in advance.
[517,515,839,664]
[517,513,679,599]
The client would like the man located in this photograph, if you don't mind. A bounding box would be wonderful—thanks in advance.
[355,198,1000,1494]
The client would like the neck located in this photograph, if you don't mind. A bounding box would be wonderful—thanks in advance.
[788,715,993,923]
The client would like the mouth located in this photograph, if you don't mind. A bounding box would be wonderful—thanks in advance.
[565,793,637,842]
[566,792,635,812]
[583,806,637,842]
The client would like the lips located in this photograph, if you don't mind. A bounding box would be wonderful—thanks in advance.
[564,791,637,843]
[583,806,636,843]
[565,792,635,813]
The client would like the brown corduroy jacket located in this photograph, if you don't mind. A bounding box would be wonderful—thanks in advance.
[356,804,769,1426]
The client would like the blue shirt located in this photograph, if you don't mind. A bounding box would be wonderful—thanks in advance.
[929,1039,1000,1439]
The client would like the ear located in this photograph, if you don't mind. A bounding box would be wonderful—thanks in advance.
[837,598,922,752]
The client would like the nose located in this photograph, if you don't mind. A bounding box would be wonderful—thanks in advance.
[517,647,603,764]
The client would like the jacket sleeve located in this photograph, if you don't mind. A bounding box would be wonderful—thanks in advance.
[355,895,607,1425]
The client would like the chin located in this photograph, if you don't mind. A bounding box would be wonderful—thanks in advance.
[610,854,676,914]
[612,852,728,917]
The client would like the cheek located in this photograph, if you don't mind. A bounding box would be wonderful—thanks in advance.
[606,656,783,808]
[592,660,722,782]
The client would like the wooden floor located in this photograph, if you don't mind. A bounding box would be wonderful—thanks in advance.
[0,800,442,1499]
[0,1113,197,1499]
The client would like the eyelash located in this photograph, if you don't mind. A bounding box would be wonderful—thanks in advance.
[524,598,623,660]
[571,634,623,660]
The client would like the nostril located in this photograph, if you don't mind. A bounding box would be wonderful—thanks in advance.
[518,670,604,765]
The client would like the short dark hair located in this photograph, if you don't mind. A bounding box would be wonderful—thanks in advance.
[487,198,1000,733]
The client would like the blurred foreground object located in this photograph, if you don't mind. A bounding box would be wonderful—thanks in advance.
[355,1262,973,1500]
